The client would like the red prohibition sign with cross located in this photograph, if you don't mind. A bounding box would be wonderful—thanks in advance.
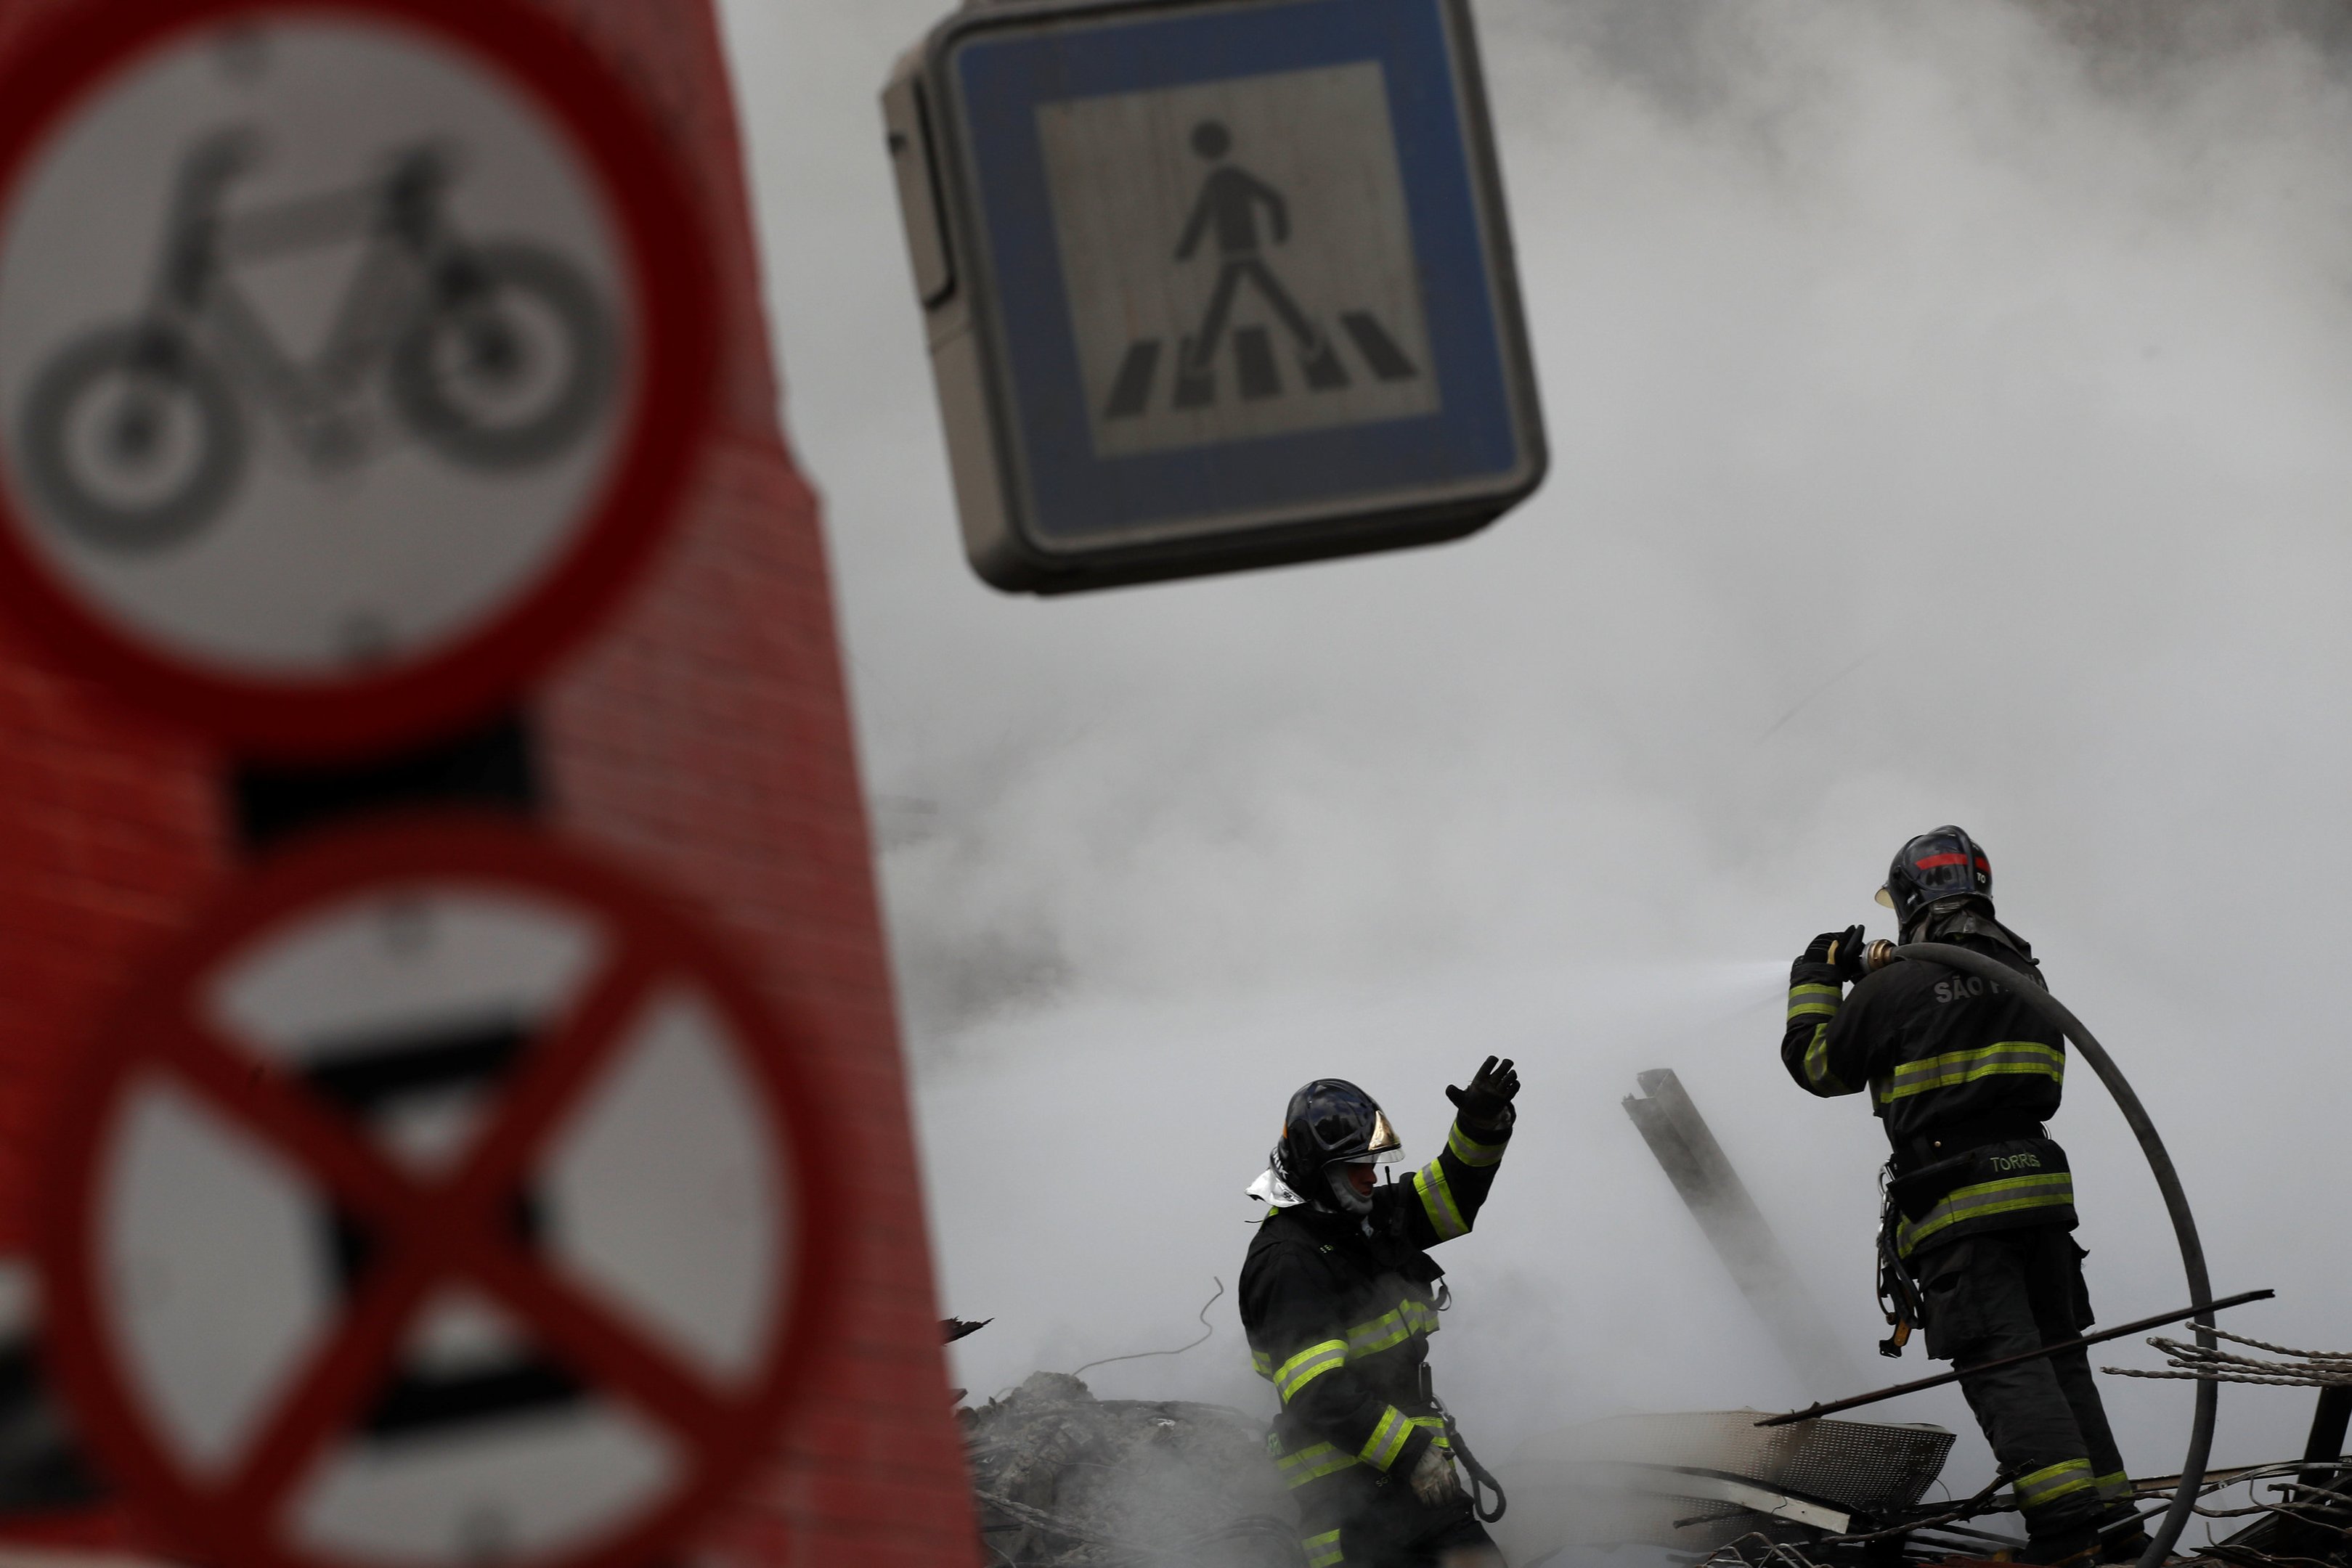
[35,816,842,1568]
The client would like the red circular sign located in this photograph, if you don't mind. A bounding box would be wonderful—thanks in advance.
[0,0,716,760]
[36,815,840,1568]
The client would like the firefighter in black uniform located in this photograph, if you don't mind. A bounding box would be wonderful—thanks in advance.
[1240,1061,1519,1568]
[1781,828,2144,1565]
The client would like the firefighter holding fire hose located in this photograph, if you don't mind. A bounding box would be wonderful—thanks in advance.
[1781,828,2145,1566]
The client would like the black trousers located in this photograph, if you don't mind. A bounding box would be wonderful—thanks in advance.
[1307,1482,1499,1568]
[1915,1226,2129,1541]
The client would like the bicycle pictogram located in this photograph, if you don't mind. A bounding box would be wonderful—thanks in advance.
[17,126,616,552]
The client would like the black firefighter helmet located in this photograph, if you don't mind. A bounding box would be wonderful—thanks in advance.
[1876,825,1993,929]
[1273,1078,1401,1215]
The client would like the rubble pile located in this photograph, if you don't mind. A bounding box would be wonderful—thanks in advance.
[964,1373,1299,1568]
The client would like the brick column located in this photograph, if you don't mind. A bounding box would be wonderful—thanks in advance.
[0,1,973,1561]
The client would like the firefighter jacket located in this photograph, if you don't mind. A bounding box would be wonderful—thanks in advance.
[1781,913,2076,1259]
[1239,1114,1510,1522]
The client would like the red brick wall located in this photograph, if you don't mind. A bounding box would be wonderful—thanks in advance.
[0,629,221,1259]
[0,1,974,1562]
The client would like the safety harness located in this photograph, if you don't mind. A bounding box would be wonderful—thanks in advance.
[1876,1117,2076,1355]
[1876,1164,1924,1357]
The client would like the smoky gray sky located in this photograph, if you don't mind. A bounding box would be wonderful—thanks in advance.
[716,0,2352,1523]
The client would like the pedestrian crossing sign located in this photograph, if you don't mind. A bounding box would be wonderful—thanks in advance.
[885,0,1545,593]
[1050,66,1439,457]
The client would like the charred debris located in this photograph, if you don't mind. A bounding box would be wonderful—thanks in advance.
[943,1072,2346,1568]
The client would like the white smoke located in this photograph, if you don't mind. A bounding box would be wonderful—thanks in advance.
[720,0,2352,1519]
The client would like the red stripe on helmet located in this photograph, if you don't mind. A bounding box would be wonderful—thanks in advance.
[1914,852,1992,873]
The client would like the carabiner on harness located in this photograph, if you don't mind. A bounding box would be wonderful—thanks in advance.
[1876,1161,1924,1358]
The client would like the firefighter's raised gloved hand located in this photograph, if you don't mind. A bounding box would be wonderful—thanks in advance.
[1445,1056,1518,1133]
[1407,1442,1462,1505]
[1794,925,1866,986]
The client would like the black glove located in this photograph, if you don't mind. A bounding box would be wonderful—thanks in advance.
[1794,925,1867,985]
[1446,1055,1519,1132]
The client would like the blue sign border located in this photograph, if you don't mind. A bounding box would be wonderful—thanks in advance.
[947,0,1526,545]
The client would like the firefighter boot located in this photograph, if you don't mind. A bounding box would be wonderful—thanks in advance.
[2019,1528,2101,1568]
[2095,1515,2153,1565]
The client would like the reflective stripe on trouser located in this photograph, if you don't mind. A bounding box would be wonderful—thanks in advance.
[1879,1041,2064,1103]
[1295,1460,1499,1568]
[1274,1339,1348,1403]
[1303,1528,1344,1567]
[2095,1470,2132,1505]
[1412,1159,1468,1241]
[1897,1172,2074,1258]
[2014,1458,2097,1515]
[1927,1228,2126,1542]
[1277,1442,1359,1488]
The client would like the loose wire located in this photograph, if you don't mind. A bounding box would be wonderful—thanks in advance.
[1070,1278,1224,1380]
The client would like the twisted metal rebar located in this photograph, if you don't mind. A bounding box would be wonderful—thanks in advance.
[2105,1331,2352,1389]
[2203,1329,2352,1364]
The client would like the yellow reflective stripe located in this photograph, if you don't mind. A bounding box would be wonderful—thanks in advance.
[1273,1339,1348,1403]
[1879,1042,2064,1103]
[1896,1172,2075,1257]
[1348,1307,1412,1356]
[2093,1470,2132,1503]
[1250,1349,1274,1380]
[1412,1414,1450,1450]
[1446,1122,1505,1167]
[1344,1297,1441,1356]
[1786,982,1841,1021]
[1413,1159,1469,1241]
[2014,1457,2096,1510]
[1303,1529,1345,1568]
[1275,1442,1358,1487]
[1802,1023,1850,1095]
[1359,1405,1414,1471]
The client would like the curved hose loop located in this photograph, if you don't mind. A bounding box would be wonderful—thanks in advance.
[1895,942,2213,1568]
[1446,1412,1507,1524]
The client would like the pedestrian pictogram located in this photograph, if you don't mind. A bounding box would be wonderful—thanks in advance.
[34,816,837,1568]
[0,0,715,759]
[1100,118,1423,421]
[886,0,1545,592]
[1038,64,1444,460]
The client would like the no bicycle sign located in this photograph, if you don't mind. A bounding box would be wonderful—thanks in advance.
[33,817,838,1568]
[0,0,715,758]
